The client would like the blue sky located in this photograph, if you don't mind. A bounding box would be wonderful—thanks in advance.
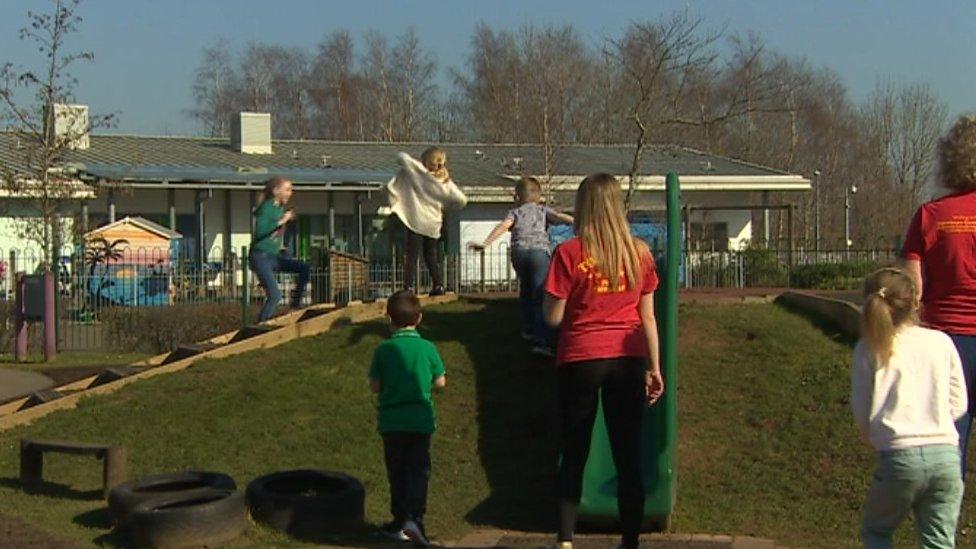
[0,0,973,136]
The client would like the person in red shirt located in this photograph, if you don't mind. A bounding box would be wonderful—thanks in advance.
[543,173,665,549]
[903,114,976,476]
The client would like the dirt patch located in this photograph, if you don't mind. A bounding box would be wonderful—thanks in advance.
[0,514,81,548]
[679,288,783,304]
[495,534,735,548]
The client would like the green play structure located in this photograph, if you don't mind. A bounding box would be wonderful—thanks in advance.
[577,172,681,531]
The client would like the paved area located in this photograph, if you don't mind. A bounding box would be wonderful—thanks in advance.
[0,368,54,403]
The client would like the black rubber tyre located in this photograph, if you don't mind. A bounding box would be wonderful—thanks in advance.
[246,469,365,535]
[108,471,237,528]
[127,489,246,548]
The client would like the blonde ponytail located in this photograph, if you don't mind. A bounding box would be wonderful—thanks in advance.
[861,268,918,366]
[574,173,643,291]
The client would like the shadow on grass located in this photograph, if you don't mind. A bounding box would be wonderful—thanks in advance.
[774,299,858,347]
[0,477,102,501]
[72,507,112,530]
[344,297,561,536]
[424,297,560,533]
[73,509,126,549]
[347,321,390,347]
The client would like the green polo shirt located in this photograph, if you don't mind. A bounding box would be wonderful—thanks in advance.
[369,328,446,434]
[252,200,284,255]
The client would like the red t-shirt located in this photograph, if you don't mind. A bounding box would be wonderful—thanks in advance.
[903,191,976,335]
[545,237,659,365]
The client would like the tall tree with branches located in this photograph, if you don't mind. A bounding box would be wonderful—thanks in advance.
[609,12,790,208]
[0,0,115,266]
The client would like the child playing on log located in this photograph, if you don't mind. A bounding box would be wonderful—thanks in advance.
[470,177,573,357]
[387,147,467,296]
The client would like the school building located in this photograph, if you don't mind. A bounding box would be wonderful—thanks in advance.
[0,109,811,278]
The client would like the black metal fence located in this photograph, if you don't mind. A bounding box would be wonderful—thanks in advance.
[0,243,899,354]
[684,247,900,289]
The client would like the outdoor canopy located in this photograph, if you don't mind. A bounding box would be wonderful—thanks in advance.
[75,163,395,190]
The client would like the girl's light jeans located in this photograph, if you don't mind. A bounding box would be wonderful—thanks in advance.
[862,444,963,548]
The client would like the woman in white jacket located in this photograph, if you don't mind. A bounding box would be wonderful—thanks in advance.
[387,147,467,295]
[852,267,967,548]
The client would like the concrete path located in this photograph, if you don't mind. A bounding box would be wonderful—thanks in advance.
[0,368,54,403]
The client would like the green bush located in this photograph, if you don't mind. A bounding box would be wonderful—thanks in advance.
[100,302,260,354]
[742,248,788,287]
[790,261,885,290]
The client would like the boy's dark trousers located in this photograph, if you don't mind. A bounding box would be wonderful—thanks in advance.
[382,432,432,524]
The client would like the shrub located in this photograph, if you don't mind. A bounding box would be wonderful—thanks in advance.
[100,302,260,354]
[742,248,788,287]
[790,261,885,290]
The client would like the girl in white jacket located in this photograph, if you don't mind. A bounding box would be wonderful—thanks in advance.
[852,267,967,548]
[387,147,467,295]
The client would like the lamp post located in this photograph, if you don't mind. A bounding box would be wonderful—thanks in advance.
[813,170,821,252]
[845,184,858,253]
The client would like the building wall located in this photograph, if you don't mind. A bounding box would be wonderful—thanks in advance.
[3,187,779,265]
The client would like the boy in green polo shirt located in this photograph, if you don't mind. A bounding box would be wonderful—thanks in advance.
[370,290,446,547]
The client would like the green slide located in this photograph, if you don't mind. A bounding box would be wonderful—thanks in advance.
[577,172,681,531]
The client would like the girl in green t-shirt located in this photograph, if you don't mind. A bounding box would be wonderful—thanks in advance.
[250,177,310,322]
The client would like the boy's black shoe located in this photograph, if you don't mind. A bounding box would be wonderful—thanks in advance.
[380,521,409,542]
[403,519,431,547]
[428,285,446,297]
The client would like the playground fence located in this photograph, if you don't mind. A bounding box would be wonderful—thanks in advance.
[0,244,897,354]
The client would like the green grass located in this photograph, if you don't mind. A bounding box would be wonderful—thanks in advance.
[675,302,976,547]
[0,352,152,371]
[0,298,971,547]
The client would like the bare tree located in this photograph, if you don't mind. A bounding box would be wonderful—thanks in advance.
[310,30,360,139]
[391,28,437,141]
[864,80,947,206]
[607,12,721,207]
[430,90,470,142]
[454,24,523,142]
[609,14,795,208]
[360,31,398,141]
[188,40,236,137]
[0,0,115,265]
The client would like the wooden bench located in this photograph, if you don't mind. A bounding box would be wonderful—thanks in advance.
[20,439,127,499]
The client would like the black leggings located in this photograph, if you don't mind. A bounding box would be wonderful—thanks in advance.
[557,357,646,547]
[404,229,443,289]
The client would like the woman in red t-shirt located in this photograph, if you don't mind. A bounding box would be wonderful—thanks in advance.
[543,173,664,549]
[903,115,976,476]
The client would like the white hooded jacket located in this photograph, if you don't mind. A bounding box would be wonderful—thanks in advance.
[386,152,467,239]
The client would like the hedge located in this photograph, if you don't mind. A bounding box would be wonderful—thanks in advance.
[789,260,886,290]
[100,302,261,354]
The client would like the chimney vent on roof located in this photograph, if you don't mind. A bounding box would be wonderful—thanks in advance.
[230,112,272,154]
[474,149,484,160]
[511,156,523,169]
[44,104,90,150]
[291,149,299,159]
[321,155,331,167]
